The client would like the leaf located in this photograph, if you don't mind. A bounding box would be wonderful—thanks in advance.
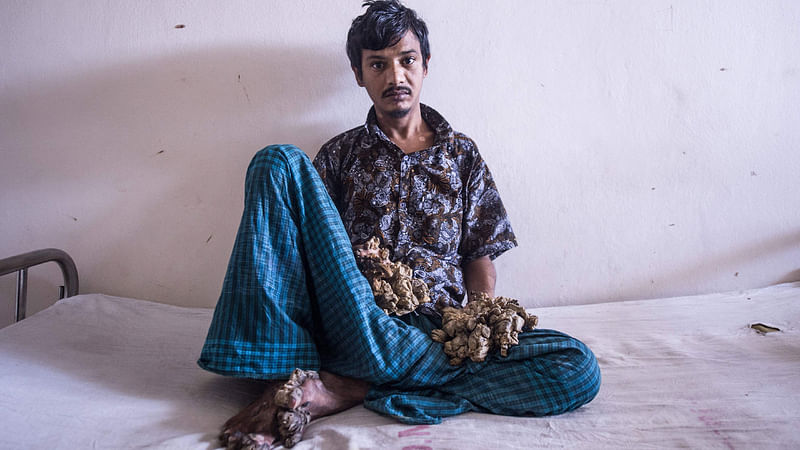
[750,323,781,334]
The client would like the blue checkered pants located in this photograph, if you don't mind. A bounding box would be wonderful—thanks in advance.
[198,145,600,424]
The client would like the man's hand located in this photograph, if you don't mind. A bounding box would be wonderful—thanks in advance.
[463,256,497,299]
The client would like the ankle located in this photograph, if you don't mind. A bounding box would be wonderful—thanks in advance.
[319,371,370,403]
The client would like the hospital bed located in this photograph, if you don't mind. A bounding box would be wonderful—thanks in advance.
[1,248,798,449]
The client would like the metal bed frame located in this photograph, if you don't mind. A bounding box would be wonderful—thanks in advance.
[0,248,79,322]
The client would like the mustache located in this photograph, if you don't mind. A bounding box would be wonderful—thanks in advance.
[382,87,411,97]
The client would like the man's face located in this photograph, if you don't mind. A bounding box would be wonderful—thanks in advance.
[354,30,429,119]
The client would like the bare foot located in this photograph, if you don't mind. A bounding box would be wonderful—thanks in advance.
[219,370,369,449]
[219,380,283,450]
[273,369,370,447]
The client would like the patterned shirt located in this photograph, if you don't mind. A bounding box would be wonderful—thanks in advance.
[313,104,517,315]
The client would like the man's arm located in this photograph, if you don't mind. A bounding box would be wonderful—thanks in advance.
[463,255,497,299]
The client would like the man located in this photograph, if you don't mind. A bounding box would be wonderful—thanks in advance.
[199,2,600,449]
[314,1,515,316]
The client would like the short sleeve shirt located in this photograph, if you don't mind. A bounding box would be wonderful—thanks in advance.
[313,104,517,315]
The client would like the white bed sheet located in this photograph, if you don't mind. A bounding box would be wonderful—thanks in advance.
[1,283,798,449]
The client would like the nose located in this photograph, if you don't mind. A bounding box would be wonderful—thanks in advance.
[388,61,405,86]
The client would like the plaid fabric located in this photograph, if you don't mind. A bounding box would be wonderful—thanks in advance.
[367,314,601,424]
[198,145,600,424]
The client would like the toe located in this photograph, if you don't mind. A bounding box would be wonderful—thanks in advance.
[274,369,320,409]
[276,408,311,448]
[224,430,245,450]
[242,433,272,450]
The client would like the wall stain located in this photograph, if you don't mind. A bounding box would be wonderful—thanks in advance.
[206,234,213,244]
[174,24,185,29]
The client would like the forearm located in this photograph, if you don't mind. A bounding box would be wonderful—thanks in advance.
[462,255,497,298]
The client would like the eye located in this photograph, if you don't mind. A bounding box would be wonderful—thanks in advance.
[370,61,385,70]
[403,56,416,65]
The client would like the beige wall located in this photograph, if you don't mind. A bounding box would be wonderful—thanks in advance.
[2,1,799,325]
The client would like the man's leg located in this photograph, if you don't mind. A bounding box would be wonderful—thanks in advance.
[365,316,601,424]
[198,145,324,378]
[199,145,599,442]
[198,145,461,447]
[198,145,454,384]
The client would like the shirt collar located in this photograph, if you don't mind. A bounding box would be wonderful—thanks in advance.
[364,104,455,148]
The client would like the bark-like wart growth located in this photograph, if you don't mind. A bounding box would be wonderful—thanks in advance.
[274,368,317,448]
[355,237,431,316]
[431,292,539,365]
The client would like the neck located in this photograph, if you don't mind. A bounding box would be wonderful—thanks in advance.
[374,104,433,153]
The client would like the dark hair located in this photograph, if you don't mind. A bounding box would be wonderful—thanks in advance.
[346,0,430,79]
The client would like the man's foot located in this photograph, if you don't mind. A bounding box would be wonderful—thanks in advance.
[219,380,283,450]
[219,370,369,449]
[273,369,370,447]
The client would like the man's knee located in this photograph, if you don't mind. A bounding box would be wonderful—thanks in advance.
[556,339,601,413]
[245,144,308,186]
[251,144,305,168]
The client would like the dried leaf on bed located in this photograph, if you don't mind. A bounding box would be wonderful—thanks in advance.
[749,323,781,334]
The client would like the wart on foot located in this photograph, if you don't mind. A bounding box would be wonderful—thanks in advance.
[273,368,319,448]
[219,368,366,449]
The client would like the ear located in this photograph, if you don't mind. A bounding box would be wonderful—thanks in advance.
[351,66,364,87]
[423,54,431,77]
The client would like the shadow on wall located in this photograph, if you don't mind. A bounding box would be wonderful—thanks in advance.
[3,44,353,163]
[0,263,64,328]
[1,45,359,307]
[777,268,800,284]
[623,228,800,302]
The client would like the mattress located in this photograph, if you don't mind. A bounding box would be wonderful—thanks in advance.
[1,283,798,449]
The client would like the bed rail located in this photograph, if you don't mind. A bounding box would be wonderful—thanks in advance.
[0,248,79,322]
